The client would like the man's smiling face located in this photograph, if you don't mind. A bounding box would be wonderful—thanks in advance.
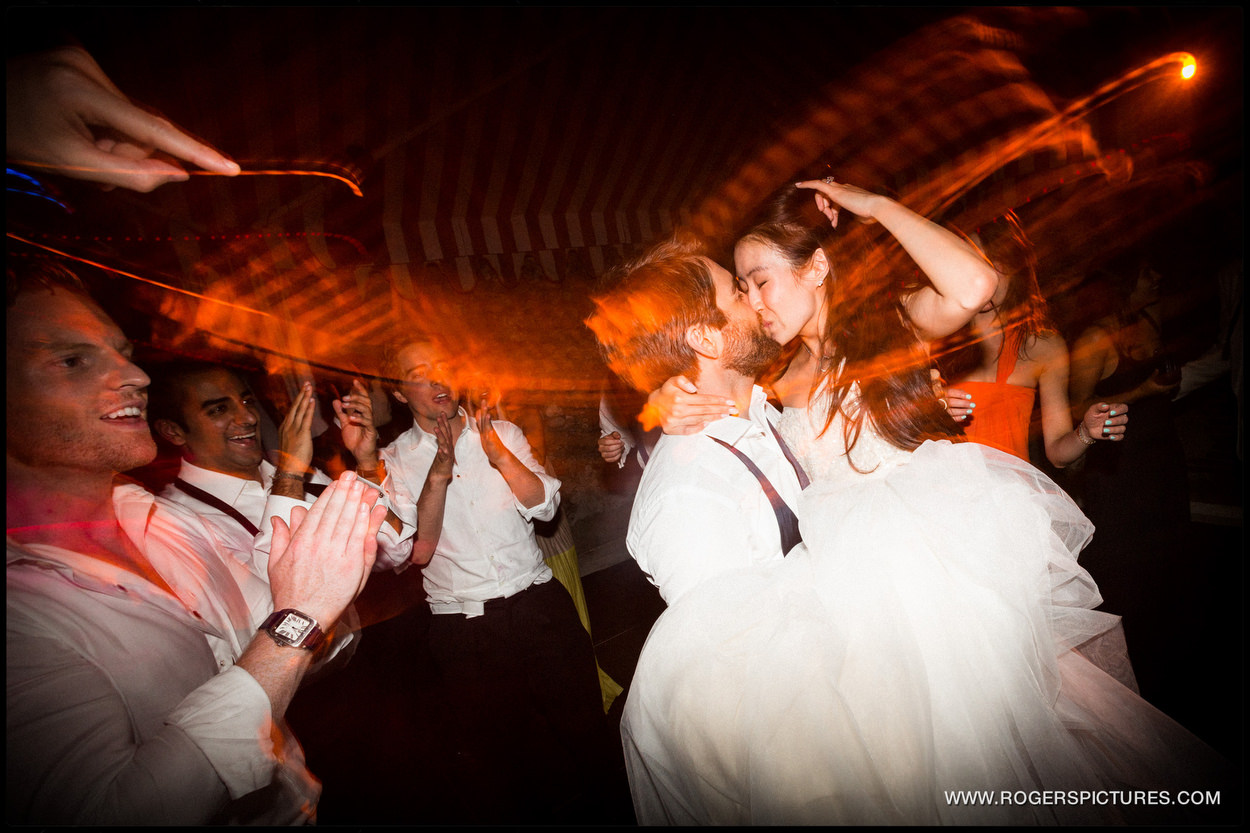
[163,368,265,477]
[6,286,156,476]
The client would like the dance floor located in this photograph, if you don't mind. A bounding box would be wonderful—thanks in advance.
[289,380,1242,825]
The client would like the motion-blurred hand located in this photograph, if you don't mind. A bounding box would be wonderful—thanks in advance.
[7,46,239,192]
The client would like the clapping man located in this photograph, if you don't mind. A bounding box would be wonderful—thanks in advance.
[149,361,413,625]
[7,262,385,824]
[378,336,614,822]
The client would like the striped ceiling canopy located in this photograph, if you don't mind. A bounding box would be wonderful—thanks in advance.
[7,6,1240,399]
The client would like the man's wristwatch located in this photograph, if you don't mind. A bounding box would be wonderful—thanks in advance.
[260,608,325,650]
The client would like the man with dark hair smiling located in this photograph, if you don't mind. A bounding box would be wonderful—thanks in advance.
[6,262,387,824]
[149,361,412,624]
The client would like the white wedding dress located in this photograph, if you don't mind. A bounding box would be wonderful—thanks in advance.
[621,389,1229,825]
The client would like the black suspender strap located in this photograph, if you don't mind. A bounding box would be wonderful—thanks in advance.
[708,437,804,556]
[172,478,261,538]
[768,421,810,490]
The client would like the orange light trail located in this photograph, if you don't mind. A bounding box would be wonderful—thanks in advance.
[6,232,275,320]
[189,168,364,197]
[6,163,364,196]
[918,50,1202,220]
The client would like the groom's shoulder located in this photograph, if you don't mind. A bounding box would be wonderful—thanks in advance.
[645,431,716,472]
[635,430,744,501]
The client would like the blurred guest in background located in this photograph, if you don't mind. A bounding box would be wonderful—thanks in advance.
[597,374,661,493]
[1068,259,1190,702]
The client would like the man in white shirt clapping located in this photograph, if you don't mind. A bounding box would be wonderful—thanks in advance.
[377,336,615,822]
[149,362,413,627]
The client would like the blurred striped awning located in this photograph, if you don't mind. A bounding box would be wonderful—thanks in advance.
[7,6,1236,394]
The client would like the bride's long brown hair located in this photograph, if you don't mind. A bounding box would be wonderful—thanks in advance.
[737,185,961,462]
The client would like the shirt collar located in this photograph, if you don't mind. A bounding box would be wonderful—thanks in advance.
[404,406,473,449]
[177,458,264,498]
[701,386,774,446]
[6,483,155,580]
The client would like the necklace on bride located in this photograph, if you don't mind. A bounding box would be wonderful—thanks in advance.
[804,343,835,370]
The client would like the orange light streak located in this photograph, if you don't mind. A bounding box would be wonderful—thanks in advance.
[918,51,1201,220]
[189,168,363,197]
[6,162,364,197]
[6,232,274,320]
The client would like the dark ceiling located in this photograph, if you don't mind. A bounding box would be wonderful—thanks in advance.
[6,5,1244,400]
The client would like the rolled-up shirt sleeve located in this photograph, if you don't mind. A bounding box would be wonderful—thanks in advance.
[250,492,306,577]
[252,475,414,573]
[495,420,561,523]
[371,474,416,570]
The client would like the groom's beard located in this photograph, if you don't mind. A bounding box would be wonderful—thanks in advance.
[723,317,782,380]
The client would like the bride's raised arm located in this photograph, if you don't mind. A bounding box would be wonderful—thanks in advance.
[797,179,996,341]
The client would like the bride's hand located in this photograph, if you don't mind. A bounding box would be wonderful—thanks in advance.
[796,178,885,227]
[640,375,736,435]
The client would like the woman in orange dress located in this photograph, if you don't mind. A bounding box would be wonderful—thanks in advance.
[934,212,1127,468]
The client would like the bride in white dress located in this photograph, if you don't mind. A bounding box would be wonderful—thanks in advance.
[620,179,1230,824]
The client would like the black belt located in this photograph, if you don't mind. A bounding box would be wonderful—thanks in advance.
[481,579,554,613]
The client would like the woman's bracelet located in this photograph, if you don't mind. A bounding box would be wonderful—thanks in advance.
[1076,422,1097,445]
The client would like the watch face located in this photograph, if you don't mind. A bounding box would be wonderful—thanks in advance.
[273,611,314,643]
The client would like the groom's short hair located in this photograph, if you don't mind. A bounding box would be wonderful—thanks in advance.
[587,234,727,394]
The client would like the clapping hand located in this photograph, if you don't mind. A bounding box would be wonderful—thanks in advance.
[430,410,458,482]
[476,393,509,467]
[333,379,379,463]
[268,472,387,628]
[276,381,316,476]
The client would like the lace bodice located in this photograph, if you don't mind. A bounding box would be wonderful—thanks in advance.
[775,386,912,485]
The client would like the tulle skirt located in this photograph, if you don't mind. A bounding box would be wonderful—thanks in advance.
[621,440,1229,824]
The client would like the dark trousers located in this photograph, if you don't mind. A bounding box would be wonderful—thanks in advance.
[427,578,614,823]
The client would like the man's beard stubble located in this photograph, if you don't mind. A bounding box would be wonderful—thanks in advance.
[723,317,782,380]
